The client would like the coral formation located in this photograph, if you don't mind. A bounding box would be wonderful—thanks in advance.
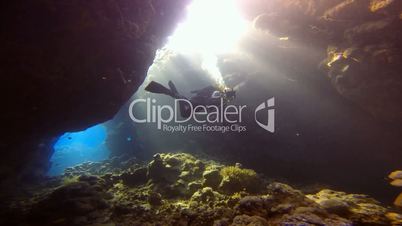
[219,166,261,194]
[307,189,389,225]
[1,152,396,225]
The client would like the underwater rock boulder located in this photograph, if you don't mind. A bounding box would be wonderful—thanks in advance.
[203,169,223,189]
[235,196,268,217]
[145,153,214,198]
[101,173,121,188]
[120,167,148,187]
[219,166,262,194]
[307,189,390,225]
[3,152,396,226]
[78,175,103,186]
[264,183,316,215]
[179,171,193,181]
[274,211,352,226]
[267,182,305,200]
[188,181,203,194]
[147,154,181,183]
[231,214,269,226]
[191,187,222,204]
[233,183,370,225]
[147,192,163,206]
[315,198,350,216]
[29,181,111,225]
[321,0,374,25]
[147,153,207,184]
[246,0,402,126]
[322,24,402,124]
[64,160,117,177]
[320,0,402,124]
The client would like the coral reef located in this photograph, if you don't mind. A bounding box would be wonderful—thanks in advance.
[219,166,261,194]
[307,189,389,224]
[1,152,396,225]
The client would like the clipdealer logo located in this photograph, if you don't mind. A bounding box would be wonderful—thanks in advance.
[255,98,275,133]
[128,98,275,133]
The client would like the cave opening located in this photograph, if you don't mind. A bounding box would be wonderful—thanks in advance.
[47,124,110,176]
[3,0,402,224]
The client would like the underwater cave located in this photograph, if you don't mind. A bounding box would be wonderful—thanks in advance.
[2,0,402,225]
[48,124,110,176]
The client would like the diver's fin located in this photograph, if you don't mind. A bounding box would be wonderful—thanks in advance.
[168,81,178,96]
[145,81,174,97]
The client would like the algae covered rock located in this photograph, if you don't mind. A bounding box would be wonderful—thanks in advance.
[236,196,268,217]
[148,192,163,206]
[231,214,269,226]
[275,211,352,226]
[307,189,390,225]
[147,153,205,184]
[219,166,262,194]
[203,169,223,189]
[4,152,394,226]
[191,187,220,203]
[316,198,350,215]
[78,175,103,186]
[120,167,148,187]
[146,153,213,198]
[188,181,203,194]
[265,183,316,215]
[148,154,181,183]
[28,181,111,225]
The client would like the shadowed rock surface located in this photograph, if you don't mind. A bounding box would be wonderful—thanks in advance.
[1,153,395,225]
[246,0,402,124]
[1,0,189,181]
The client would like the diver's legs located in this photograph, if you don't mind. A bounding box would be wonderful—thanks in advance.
[145,81,174,97]
[168,81,179,97]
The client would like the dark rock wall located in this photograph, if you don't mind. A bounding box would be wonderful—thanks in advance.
[1,0,189,181]
[245,0,402,125]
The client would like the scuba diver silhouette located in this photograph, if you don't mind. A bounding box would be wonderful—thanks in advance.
[145,81,236,118]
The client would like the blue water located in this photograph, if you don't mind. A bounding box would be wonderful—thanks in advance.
[47,124,110,176]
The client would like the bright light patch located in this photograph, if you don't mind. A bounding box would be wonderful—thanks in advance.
[167,0,247,54]
[48,124,110,176]
[201,54,226,90]
[165,0,248,90]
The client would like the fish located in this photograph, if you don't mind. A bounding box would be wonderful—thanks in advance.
[389,170,402,180]
[386,212,402,223]
[390,179,402,187]
[394,192,402,207]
